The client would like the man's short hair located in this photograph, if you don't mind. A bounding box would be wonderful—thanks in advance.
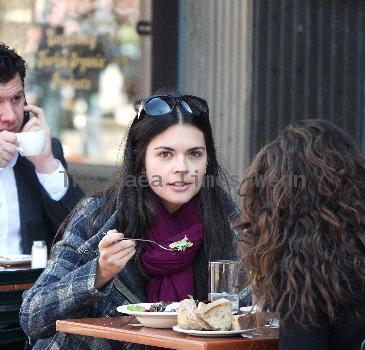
[0,43,27,87]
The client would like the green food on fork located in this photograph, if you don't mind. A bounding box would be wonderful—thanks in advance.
[169,235,193,251]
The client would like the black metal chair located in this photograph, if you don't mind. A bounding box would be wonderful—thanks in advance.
[0,268,43,349]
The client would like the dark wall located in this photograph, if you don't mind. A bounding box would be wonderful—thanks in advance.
[251,0,365,155]
[151,0,178,93]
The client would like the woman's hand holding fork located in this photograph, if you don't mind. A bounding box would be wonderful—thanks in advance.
[94,229,136,289]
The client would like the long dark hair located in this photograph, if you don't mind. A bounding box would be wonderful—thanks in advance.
[237,119,365,326]
[103,96,233,250]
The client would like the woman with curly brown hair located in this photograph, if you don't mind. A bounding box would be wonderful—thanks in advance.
[237,119,365,349]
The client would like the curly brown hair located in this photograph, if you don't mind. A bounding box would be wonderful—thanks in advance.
[237,119,365,326]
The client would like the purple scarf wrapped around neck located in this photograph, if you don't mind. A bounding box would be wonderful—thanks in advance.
[140,199,204,302]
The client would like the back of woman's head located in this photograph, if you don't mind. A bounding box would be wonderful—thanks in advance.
[237,119,365,325]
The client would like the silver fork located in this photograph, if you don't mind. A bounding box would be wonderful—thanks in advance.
[122,238,175,252]
[102,234,175,252]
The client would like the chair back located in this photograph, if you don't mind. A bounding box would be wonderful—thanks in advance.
[0,268,43,348]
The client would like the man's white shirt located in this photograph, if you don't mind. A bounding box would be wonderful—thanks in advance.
[0,153,68,255]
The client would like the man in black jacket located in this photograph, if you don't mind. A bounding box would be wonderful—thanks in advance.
[0,42,83,254]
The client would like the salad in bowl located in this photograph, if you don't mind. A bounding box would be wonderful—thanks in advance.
[117,302,180,328]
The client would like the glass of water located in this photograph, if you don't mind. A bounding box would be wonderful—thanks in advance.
[208,260,240,313]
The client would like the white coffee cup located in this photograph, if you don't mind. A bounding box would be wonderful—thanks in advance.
[16,130,46,156]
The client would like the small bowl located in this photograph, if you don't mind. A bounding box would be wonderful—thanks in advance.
[117,303,179,328]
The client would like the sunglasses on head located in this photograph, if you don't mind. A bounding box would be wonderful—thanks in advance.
[137,94,208,120]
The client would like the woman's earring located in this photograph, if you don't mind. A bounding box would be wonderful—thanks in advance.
[141,169,146,175]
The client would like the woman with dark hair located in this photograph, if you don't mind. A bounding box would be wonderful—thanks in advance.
[20,94,239,349]
[237,119,365,349]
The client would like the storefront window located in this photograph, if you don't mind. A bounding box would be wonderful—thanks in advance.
[0,0,141,164]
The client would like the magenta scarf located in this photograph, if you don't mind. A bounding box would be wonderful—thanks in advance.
[140,199,204,302]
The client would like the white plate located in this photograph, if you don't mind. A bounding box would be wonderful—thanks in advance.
[117,303,179,328]
[0,254,31,265]
[240,305,259,313]
[172,325,255,337]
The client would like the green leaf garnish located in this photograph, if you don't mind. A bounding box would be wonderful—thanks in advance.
[168,235,193,251]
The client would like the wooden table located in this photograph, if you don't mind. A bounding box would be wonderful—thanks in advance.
[56,316,278,350]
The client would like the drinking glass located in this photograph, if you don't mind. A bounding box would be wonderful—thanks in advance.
[208,260,240,313]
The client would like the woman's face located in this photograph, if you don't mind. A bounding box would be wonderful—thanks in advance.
[145,124,207,213]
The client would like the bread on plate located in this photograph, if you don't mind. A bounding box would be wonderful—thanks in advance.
[231,313,255,330]
[177,298,233,331]
[177,298,211,330]
[194,298,232,331]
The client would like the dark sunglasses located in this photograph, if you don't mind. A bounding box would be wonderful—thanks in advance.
[137,94,208,120]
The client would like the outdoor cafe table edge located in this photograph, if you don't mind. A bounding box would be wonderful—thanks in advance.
[0,265,43,291]
[56,316,278,350]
